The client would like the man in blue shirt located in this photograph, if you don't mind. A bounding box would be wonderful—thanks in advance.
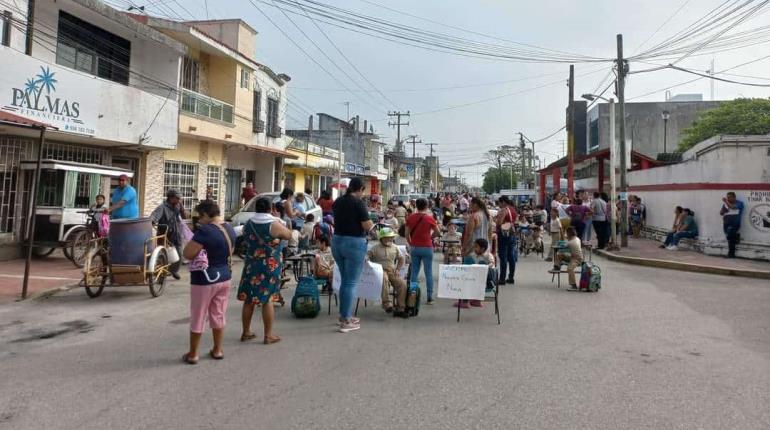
[109,174,139,220]
[720,192,744,258]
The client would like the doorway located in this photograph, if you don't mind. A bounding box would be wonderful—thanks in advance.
[224,169,242,218]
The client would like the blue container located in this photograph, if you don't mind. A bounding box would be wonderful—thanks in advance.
[109,218,154,266]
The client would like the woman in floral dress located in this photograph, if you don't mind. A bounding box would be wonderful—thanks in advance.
[238,197,292,345]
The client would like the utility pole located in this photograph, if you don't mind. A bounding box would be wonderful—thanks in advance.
[407,135,421,192]
[388,111,410,153]
[337,128,343,197]
[567,64,575,196]
[425,142,438,192]
[617,34,629,248]
[305,115,312,168]
[343,101,351,121]
[519,133,526,189]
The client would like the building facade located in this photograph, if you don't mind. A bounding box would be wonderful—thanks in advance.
[135,16,296,217]
[0,0,184,257]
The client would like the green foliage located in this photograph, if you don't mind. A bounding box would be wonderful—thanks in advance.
[679,98,770,151]
[482,167,518,194]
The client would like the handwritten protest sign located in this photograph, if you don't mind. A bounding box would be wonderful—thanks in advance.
[437,264,488,300]
[332,260,383,301]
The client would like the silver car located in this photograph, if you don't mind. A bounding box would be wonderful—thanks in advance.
[230,192,323,227]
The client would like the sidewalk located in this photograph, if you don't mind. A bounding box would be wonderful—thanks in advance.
[0,251,82,303]
[596,237,770,280]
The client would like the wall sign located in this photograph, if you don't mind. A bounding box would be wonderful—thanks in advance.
[747,191,770,233]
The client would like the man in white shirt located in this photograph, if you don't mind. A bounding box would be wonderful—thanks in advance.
[590,192,608,249]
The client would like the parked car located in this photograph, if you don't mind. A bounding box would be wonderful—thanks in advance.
[230,192,322,227]
[390,194,411,208]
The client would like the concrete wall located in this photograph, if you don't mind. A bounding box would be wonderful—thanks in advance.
[224,147,276,193]
[628,135,770,260]
[0,0,28,52]
[588,101,722,159]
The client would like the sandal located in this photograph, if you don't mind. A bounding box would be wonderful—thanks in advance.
[209,350,224,360]
[264,335,282,345]
[182,353,198,365]
[240,333,257,342]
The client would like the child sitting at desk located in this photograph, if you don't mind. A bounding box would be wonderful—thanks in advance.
[456,238,496,309]
[552,226,583,291]
[367,227,408,318]
[441,222,462,263]
[313,235,334,293]
[546,208,563,262]
[299,213,316,250]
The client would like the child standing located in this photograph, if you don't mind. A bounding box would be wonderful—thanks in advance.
[367,227,408,318]
[546,208,563,262]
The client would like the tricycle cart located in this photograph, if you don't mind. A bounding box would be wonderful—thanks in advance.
[81,218,170,298]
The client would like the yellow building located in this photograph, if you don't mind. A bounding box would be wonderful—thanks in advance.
[140,17,297,216]
[283,137,341,196]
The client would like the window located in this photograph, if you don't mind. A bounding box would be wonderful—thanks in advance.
[181,56,200,91]
[252,90,264,133]
[266,98,280,137]
[164,161,198,210]
[240,68,250,89]
[1,11,11,47]
[206,166,220,201]
[55,11,130,85]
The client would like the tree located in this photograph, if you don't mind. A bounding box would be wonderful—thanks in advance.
[679,98,770,151]
[482,166,518,194]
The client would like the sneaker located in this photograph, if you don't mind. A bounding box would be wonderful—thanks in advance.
[337,317,360,326]
[338,320,360,333]
[498,279,507,285]
[567,284,579,291]
[469,300,484,308]
[171,272,181,280]
[426,299,434,305]
[393,310,409,319]
[666,245,678,251]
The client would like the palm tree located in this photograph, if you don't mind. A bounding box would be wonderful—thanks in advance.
[24,78,39,95]
[35,66,57,94]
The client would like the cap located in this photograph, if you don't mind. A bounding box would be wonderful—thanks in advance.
[166,189,181,199]
[118,174,129,180]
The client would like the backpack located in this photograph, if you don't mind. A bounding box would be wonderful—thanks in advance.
[314,221,333,242]
[405,281,421,317]
[579,262,602,292]
[291,276,321,318]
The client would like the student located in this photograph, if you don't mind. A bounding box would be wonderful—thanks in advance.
[441,222,462,264]
[367,227,408,318]
[299,213,316,250]
[456,238,496,309]
[552,227,583,291]
[314,235,334,294]
[382,209,399,230]
[546,208,563,262]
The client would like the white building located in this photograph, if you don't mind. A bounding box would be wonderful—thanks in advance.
[0,0,184,256]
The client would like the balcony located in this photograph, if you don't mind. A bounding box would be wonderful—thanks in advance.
[180,88,234,124]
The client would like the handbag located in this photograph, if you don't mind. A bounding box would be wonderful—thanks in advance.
[166,245,180,264]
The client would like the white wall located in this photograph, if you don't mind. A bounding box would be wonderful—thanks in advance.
[252,67,288,150]
[225,147,276,193]
[629,136,770,260]
[0,0,29,52]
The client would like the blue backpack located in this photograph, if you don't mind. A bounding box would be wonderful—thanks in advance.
[291,277,321,318]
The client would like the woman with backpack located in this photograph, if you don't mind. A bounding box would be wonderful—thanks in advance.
[331,178,374,333]
[181,200,237,364]
[406,198,442,305]
[238,197,293,345]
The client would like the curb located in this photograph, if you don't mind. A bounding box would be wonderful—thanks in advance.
[595,249,770,280]
[22,283,80,302]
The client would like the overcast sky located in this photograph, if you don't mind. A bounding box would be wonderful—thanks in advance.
[162,0,770,186]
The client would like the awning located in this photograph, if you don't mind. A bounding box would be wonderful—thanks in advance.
[20,160,135,177]
[0,110,55,129]
[226,143,299,159]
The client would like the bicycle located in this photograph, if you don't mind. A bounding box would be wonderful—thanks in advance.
[67,209,106,268]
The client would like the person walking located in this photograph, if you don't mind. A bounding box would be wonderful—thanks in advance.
[109,174,139,220]
[590,192,608,249]
[331,178,373,333]
[237,197,293,344]
[720,192,744,258]
[181,200,237,364]
[406,198,442,305]
[150,189,187,280]
[495,196,517,285]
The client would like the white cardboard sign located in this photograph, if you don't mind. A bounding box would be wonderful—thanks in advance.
[437,264,488,300]
[396,245,409,279]
[332,260,384,301]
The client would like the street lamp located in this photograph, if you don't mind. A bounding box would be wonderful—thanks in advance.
[582,93,622,249]
[661,110,670,154]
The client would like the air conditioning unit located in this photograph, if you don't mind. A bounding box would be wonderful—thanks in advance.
[253,119,265,133]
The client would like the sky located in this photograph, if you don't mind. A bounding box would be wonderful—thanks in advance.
[115,0,770,186]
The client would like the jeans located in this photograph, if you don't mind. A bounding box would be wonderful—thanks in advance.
[583,220,593,243]
[410,247,435,300]
[592,220,608,249]
[498,234,517,281]
[331,235,367,320]
[724,223,740,257]
[572,220,585,241]
[664,231,697,246]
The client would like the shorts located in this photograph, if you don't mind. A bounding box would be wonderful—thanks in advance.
[190,281,231,334]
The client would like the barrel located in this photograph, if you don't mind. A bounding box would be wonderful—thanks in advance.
[109,218,154,266]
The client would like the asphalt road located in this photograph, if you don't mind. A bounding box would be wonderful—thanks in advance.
[1,250,768,430]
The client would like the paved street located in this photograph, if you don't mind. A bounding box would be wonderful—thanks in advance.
[1,251,769,430]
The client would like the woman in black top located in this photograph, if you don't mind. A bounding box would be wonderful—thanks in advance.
[331,177,373,333]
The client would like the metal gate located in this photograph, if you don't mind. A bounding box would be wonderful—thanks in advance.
[224,169,242,218]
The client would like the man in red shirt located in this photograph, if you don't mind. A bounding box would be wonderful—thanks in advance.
[406,198,442,304]
[241,182,256,205]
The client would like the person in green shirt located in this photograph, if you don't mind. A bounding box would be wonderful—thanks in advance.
[663,208,698,250]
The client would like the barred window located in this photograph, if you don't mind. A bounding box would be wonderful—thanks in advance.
[206,166,220,201]
[164,161,198,211]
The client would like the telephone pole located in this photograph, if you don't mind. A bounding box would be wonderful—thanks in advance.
[519,133,526,188]
[425,142,438,192]
[407,135,422,192]
[567,64,575,196]
[388,111,410,153]
[617,34,629,248]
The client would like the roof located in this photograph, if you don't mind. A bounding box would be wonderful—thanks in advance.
[83,4,185,54]
[0,111,54,129]
[536,148,662,173]
[225,143,299,160]
[184,19,258,36]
